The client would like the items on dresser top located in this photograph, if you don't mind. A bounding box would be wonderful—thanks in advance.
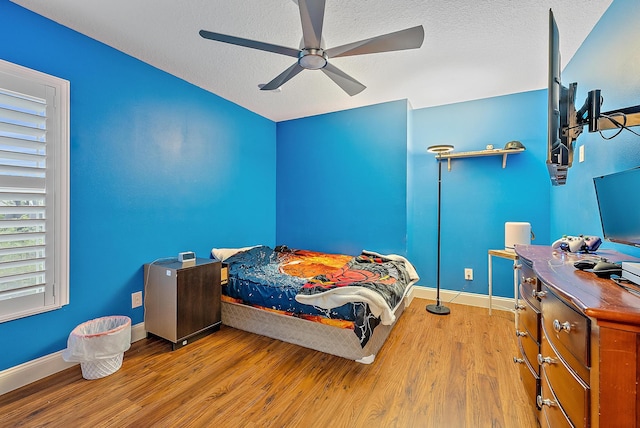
[551,234,601,253]
[572,259,598,270]
[587,261,622,278]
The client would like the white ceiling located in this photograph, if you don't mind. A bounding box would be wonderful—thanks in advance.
[11,0,613,122]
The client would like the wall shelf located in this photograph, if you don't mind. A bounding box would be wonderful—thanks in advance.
[435,148,525,171]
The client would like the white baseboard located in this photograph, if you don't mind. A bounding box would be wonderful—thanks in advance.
[0,322,146,396]
[410,285,515,313]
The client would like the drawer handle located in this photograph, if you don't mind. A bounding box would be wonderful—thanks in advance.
[531,289,546,299]
[537,395,557,408]
[513,356,524,364]
[515,330,528,337]
[537,354,556,365]
[514,303,526,311]
[553,319,571,333]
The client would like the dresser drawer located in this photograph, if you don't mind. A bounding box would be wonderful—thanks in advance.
[540,333,590,427]
[539,369,573,428]
[541,284,590,370]
[519,262,541,311]
[519,331,540,375]
[517,288,540,344]
[515,341,539,407]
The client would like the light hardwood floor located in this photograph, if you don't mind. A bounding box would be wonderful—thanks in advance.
[1,299,537,427]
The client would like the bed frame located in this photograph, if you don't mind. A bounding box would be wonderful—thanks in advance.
[221,295,411,364]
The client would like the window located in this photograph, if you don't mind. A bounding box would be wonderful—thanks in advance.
[0,59,69,323]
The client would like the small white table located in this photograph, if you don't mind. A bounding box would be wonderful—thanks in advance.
[487,249,519,315]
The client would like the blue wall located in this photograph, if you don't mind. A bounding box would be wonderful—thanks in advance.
[4,0,640,374]
[409,92,551,299]
[550,0,640,258]
[0,2,276,371]
[276,89,551,299]
[276,100,408,256]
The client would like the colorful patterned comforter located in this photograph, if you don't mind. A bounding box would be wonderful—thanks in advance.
[296,250,419,325]
[213,245,419,347]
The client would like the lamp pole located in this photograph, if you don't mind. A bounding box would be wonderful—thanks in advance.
[426,145,453,315]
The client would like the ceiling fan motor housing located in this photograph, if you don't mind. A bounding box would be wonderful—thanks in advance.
[298,48,328,70]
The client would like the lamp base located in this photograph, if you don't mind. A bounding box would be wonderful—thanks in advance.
[426,303,451,315]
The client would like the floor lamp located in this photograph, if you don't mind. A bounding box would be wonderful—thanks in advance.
[426,144,454,315]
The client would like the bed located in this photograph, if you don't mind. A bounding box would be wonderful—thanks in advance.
[211,245,418,363]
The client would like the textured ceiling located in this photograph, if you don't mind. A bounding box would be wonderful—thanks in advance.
[11,0,613,122]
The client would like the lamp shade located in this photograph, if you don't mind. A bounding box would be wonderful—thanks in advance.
[427,144,454,154]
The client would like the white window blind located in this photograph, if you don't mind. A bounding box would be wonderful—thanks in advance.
[0,60,69,322]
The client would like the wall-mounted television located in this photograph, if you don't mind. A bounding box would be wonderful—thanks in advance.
[546,9,598,186]
[594,166,640,248]
[547,9,572,185]
[547,9,640,186]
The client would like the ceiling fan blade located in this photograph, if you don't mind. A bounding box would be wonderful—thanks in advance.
[325,25,424,58]
[321,63,366,96]
[261,62,305,91]
[199,30,299,58]
[298,0,325,48]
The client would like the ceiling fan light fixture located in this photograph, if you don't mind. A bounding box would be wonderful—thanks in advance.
[298,49,328,70]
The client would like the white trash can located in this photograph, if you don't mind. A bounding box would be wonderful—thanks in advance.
[62,315,132,380]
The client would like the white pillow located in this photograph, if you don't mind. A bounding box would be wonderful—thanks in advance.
[211,245,260,261]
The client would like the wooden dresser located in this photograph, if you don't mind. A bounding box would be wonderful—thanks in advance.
[513,245,640,428]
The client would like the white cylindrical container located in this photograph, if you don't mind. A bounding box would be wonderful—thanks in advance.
[505,222,531,250]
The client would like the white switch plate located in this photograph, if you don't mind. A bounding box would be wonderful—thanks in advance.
[579,145,585,162]
[131,291,143,308]
[464,268,473,281]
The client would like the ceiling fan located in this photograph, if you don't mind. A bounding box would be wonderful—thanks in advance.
[199,0,424,96]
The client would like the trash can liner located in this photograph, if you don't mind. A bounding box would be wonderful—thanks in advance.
[62,316,132,363]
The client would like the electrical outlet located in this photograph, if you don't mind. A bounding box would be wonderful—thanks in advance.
[464,268,473,281]
[131,291,143,308]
